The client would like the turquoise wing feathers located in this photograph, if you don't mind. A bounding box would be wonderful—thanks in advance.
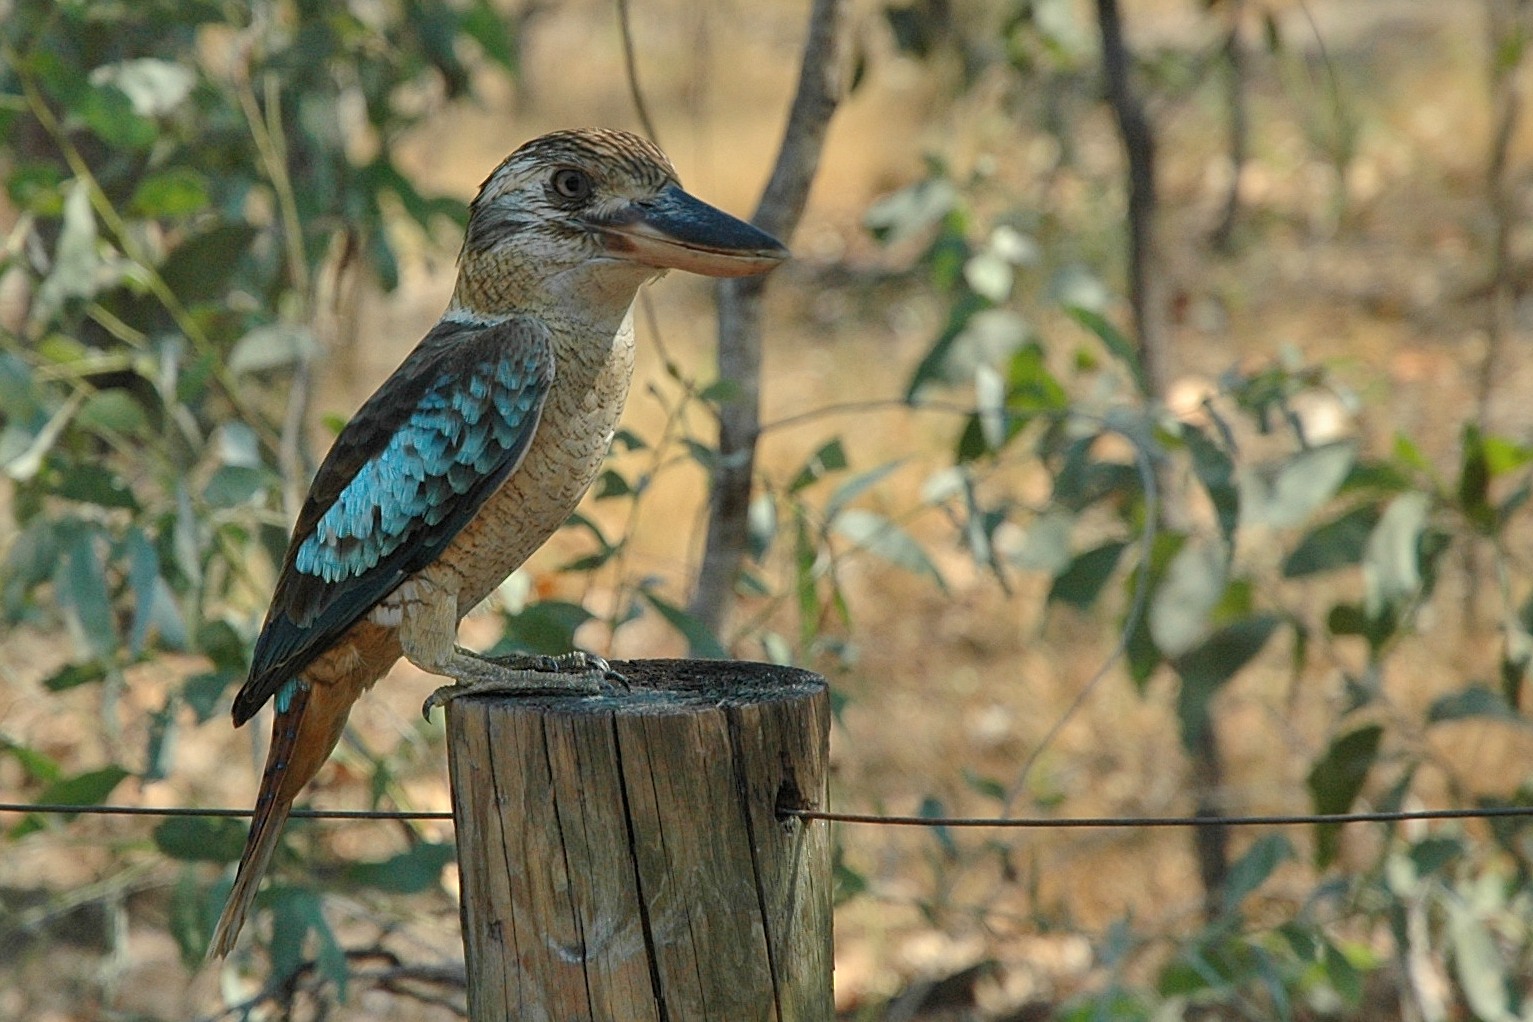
[231,316,553,725]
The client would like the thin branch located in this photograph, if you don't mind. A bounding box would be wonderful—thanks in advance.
[1209,0,1248,251]
[1094,0,1168,399]
[615,0,661,144]
[687,0,848,642]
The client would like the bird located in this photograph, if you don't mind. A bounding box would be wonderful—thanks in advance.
[209,128,788,957]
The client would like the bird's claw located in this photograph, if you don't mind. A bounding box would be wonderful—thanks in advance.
[421,649,627,720]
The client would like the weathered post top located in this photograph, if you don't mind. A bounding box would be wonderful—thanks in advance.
[446,658,832,1022]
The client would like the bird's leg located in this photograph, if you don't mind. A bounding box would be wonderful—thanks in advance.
[397,581,621,719]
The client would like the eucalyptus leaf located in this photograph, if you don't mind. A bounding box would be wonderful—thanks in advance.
[56,526,117,661]
[825,461,904,523]
[1448,903,1511,1022]
[832,509,946,590]
[1364,492,1429,618]
[32,181,102,322]
[1240,442,1356,529]
[640,587,727,658]
[153,816,248,863]
[1427,685,1521,725]
[346,842,455,893]
[227,324,317,375]
[1307,725,1382,867]
[1049,540,1126,610]
[1221,835,1294,914]
[1173,616,1281,750]
[88,58,196,116]
[1149,538,1227,658]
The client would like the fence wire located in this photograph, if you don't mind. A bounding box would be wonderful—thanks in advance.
[4,800,1532,829]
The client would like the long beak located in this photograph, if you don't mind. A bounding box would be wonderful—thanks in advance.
[599,184,789,278]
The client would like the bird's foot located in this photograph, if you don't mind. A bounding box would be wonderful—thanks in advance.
[421,648,627,720]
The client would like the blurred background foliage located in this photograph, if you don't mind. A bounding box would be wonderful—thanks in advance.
[5,0,1533,1019]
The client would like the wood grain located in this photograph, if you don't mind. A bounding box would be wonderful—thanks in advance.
[446,659,831,1021]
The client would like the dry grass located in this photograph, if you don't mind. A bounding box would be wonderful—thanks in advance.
[4,1,1533,1017]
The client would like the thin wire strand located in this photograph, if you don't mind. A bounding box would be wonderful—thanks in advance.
[5,801,1532,829]
[0,803,451,820]
[785,805,1533,828]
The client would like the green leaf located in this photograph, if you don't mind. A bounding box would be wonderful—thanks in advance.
[0,736,61,784]
[159,225,259,304]
[153,816,247,863]
[832,844,868,905]
[865,176,958,246]
[1449,902,1510,1022]
[183,671,238,724]
[32,181,102,320]
[1221,834,1293,914]
[1184,425,1239,547]
[78,84,156,148]
[491,601,593,658]
[1240,441,1356,528]
[227,323,316,375]
[77,389,149,435]
[267,887,347,996]
[747,491,777,561]
[1282,504,1380,577]
[918,795,957,858]
[346,842,454,893]
[130,169,210,217]
[203,465,267,508]
[831,509,946,590]
[790,437,848,492]
[40,764,131,805]
[592,469,632,499]
[56,526,117,661]
[169,868,210,967]
[697,378,744,403]
[1049,541,1127,610]
[1173,615,1281,750]
[125,528,159,655]
[7,162,65,215]
[1408,834,1463,877]
[88,58,195,117]
[1364,492,1429,618]
[1457,423,1498,532]
[41,661,107,692]
[908,292,986,399]
[196,619,248,672]
[55,462,140,509]
[1067,306,1147,395]
[13,765,131,838]
[824,460,904,523]
[1149,538,1227,657]
[1307,725,1382,867]
[1324,940,1370,1007]
[961,769,1007,802]
[460,0,518,73]
[1427,684,1521,724]
[640,588,726,659]
[611,428,648,452]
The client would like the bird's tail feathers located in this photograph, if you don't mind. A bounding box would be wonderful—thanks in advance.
[208,680,311,959]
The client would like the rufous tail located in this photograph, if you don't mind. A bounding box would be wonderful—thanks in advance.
[209,681,313,958]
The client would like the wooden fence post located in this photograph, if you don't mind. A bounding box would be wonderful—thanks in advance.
[445,658,832,1021]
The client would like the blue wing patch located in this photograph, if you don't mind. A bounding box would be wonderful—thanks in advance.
[230,317,554,725]
[292,362,542,584]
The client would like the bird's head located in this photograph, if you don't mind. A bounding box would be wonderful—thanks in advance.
[452,128,788,318]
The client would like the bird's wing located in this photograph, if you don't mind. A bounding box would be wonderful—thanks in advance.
[230,316,554,725]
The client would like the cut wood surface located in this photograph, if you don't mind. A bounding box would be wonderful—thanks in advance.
[445,658,832,1022]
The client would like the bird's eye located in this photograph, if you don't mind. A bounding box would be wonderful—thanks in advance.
[550,168,592,201]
